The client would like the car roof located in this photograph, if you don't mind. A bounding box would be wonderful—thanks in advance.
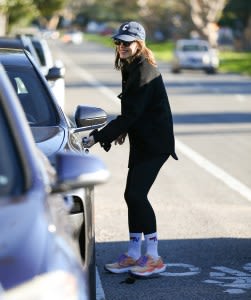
[0,37,24,48]
[0,36,35,50]
[0,36,41,66]
[0,48,33,67]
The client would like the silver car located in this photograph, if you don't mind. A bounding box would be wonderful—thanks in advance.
[171,39,219,74]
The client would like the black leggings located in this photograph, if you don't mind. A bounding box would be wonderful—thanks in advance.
[124,154,168,234]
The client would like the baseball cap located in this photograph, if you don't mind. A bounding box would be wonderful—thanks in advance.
[112,21,146,42]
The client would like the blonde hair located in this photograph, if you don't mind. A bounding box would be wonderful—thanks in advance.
[114,40,157,70]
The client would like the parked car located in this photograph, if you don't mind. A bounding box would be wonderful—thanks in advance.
[0,35,41,66]
[0,48,108,300]
[30,36,66,109]
[0,63,109,299]
[171,39,219,74]
[0,35,65,109]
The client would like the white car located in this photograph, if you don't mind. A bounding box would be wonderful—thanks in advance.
[171,39,219,74]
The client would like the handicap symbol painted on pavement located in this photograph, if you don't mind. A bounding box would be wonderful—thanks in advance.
[160,263,201,277]
[204,263,251,295]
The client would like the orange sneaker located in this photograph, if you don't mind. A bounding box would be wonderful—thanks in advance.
[104,253,137,274]
[130,255,166,277]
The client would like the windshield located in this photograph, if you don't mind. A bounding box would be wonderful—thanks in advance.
[4,66,59,126]
[181,44,208,52]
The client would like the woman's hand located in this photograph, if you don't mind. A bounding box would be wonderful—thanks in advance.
[82,135,95,148]
[114,133,127,145]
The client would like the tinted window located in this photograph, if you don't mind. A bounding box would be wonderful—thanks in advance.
[4,66,59,126]
[32,40,46,66]
[181,45,208,52]
[0,103,24,196]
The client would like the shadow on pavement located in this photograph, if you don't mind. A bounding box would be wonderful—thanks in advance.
[173,112,251,124]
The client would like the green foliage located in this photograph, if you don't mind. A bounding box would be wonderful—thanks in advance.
[76,0,140,23]
[34,0,67,18]
[219,51,251,75]
[5,0,38,31]
[2,0,67,32]
[147,41,175,61]
[221,0,251,27]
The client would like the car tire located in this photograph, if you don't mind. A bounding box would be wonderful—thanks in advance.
[171,68,181,74]
[205,67,216,74]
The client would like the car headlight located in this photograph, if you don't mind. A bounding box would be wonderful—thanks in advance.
[212,56,219,66]
[202,55,210,64]
[1,271,80,300]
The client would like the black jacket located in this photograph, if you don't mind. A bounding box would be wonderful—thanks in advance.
[93,55,178,167]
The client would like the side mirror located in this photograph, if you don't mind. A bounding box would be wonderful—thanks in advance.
[51,152,109,193]
[73,105,107,132]
[46,66,65,81]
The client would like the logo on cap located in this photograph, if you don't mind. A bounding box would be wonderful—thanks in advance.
[122,24,129,31]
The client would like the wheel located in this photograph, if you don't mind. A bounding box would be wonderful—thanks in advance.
[205,67,216,74]
[171,68,181,74]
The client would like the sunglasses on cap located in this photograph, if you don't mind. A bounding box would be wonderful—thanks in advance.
[114,39,135,47]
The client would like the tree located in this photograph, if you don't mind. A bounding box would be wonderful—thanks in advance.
[220,0,251,50]
[186,0,229,46]
[35,0,67,18]
[0,0,67,33]
[0,0,38,33]
[138,0,173,40]
[71,0,140,24]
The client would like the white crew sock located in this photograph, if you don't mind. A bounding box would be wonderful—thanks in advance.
[144,232,159,259]
[127,232,142,260]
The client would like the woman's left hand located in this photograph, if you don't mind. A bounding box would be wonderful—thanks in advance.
[114,133,127,145]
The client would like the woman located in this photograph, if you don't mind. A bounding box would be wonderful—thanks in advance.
[84,21,178,277]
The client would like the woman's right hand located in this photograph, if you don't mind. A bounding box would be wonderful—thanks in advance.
[114,133,127,145]
[83,135,95,148]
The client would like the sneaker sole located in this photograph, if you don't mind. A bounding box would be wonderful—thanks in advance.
[130,264,167,277]
[104,265,134,274]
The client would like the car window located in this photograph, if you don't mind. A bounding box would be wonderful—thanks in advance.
[15,77,28,93]
[4,66,59,126]
[0,103,24,196]
[32,40,53,68]
[181,45,208,52]
[32,40,46,66]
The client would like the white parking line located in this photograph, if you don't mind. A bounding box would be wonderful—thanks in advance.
[96,267,106,300]
[176,139,251,202]
[235,94,246,102]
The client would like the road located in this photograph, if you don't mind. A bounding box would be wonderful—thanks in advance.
[49,38,251,300]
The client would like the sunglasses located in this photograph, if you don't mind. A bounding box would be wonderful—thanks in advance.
[114,40,135,47]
